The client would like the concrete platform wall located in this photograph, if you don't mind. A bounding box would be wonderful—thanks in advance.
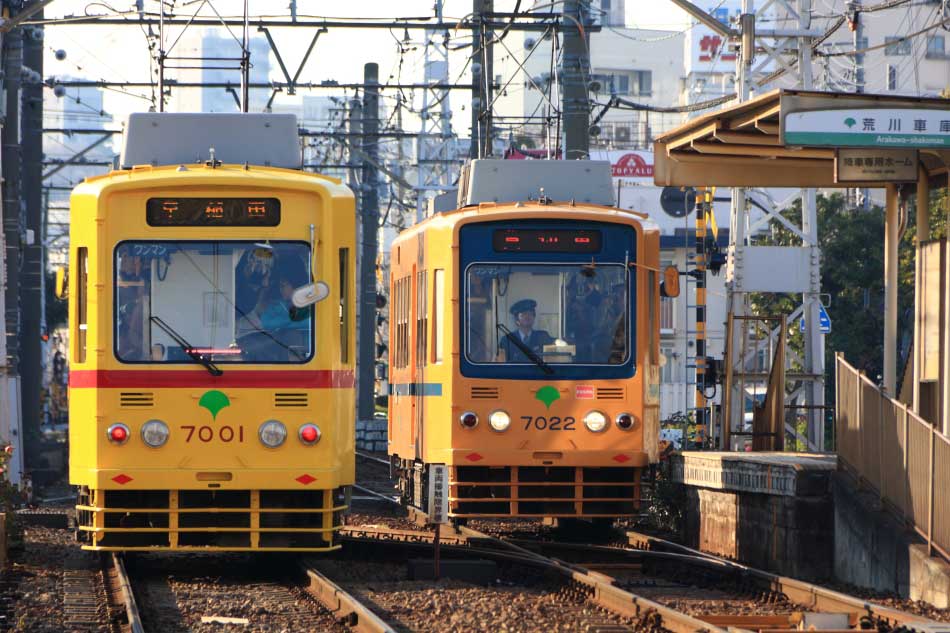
[834,472,950,608]
[684,487,834,581]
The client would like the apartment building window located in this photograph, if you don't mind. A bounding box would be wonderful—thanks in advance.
[927,35,946,59]
[887,64,898,91]
[884,36,911,56]
[592,71,652,97]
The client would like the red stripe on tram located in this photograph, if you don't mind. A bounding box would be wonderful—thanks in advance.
[69,369,355,389]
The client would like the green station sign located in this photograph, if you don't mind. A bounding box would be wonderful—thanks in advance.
[784,108,950,148]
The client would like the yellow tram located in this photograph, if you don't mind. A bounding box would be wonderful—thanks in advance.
[388,160,677,522]
[63,114,356,551]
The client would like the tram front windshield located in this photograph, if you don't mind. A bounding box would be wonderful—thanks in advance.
[465,263,629,366]
[114,241,313,364]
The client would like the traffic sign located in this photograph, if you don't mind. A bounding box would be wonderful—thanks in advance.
[799,303,831,334]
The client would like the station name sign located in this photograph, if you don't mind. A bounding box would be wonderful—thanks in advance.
[784,108,950,148]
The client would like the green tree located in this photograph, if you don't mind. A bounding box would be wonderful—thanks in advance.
[751,193,916,406]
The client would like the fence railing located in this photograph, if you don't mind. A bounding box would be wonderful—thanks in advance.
[836,353,950,561]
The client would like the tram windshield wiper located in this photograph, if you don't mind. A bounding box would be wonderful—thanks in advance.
[496,322,554,375]
[149,315,223,376]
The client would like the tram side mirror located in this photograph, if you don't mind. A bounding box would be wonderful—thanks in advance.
[660,265,680,298]
[291,281,330,308]
[54,267,68,299]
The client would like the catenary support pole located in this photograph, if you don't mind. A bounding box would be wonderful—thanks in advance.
[357,64,380,424]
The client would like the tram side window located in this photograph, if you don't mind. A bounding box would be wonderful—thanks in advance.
[393,276,410,369]
[339,248,349,363]
[77,247,88,363]
[432,269,444,363]
[416,270,427,368]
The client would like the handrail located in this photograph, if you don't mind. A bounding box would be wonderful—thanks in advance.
[835,353,950,562]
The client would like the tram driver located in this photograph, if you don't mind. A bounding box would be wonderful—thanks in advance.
[497,299,554,363]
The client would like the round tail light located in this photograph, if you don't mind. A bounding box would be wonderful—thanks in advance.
[459,411,479,429]
[615,413,637,431]
[107,423,130,444]
[299,423,321,445]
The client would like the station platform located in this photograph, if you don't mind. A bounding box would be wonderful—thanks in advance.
[668,451,837,581]
[672,451,837,496]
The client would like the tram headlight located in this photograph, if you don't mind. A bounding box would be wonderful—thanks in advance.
[107,423,130,445]
[459,411,479,429]
[298,423,321,445]
[615,413,637,431]
[258,420,287,448]
[488,410,511,432]
[583,411,608,433]
[140,420,170,447]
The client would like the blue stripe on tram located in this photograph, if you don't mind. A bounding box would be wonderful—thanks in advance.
[390,383,444,396]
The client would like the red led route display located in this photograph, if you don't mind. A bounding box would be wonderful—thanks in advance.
[146,198,280,227]
[492,228,602,253]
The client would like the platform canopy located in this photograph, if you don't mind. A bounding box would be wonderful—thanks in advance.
[654,89,950,188]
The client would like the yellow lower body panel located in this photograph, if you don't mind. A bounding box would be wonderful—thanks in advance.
[75,486,347,551]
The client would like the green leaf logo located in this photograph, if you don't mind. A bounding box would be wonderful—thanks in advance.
[199,390,230,420]
[535,386,560,410]
[844,117,857,129]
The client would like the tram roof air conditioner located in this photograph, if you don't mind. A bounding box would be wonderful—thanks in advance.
[457,159,614,208]
[120,113,302,170]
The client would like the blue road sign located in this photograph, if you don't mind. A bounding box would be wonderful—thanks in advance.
[800,303,831,334]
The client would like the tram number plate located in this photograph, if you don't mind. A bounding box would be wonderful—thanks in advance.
[520,416,576,431]
[181,425,245,443]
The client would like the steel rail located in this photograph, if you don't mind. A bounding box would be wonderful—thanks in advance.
[301,563,397,633]
[351,484,398,504]
[355,450,391,467]
[454,526,727,633]
[626,531,944,631]
[111,554,145,633]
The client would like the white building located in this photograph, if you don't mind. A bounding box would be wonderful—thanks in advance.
[168,29,272,113]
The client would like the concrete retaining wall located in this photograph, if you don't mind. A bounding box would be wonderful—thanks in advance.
[356,418,388,452]
[833,472,950,608]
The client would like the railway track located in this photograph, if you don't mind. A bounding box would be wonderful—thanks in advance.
[344,504,947,633]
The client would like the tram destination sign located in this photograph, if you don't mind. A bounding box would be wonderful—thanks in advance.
[146,197,280,227]
[784,108,950,148]
[835,149,918,183]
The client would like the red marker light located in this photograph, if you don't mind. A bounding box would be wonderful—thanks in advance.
[575,237,591,243]
[110,425,128,443]
[299,424,321,445]
[505,236,520,243]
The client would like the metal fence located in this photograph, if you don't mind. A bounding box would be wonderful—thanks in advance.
[836,353,950,561]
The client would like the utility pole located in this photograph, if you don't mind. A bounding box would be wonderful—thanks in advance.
[849,1,864,94]
[470,0,493,158]
[357,63,379,425]
[2,17,24,486]
[21,15,44,470]
[561,0,590,159]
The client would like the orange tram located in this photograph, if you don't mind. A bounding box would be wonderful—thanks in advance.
[388,160,677,523]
